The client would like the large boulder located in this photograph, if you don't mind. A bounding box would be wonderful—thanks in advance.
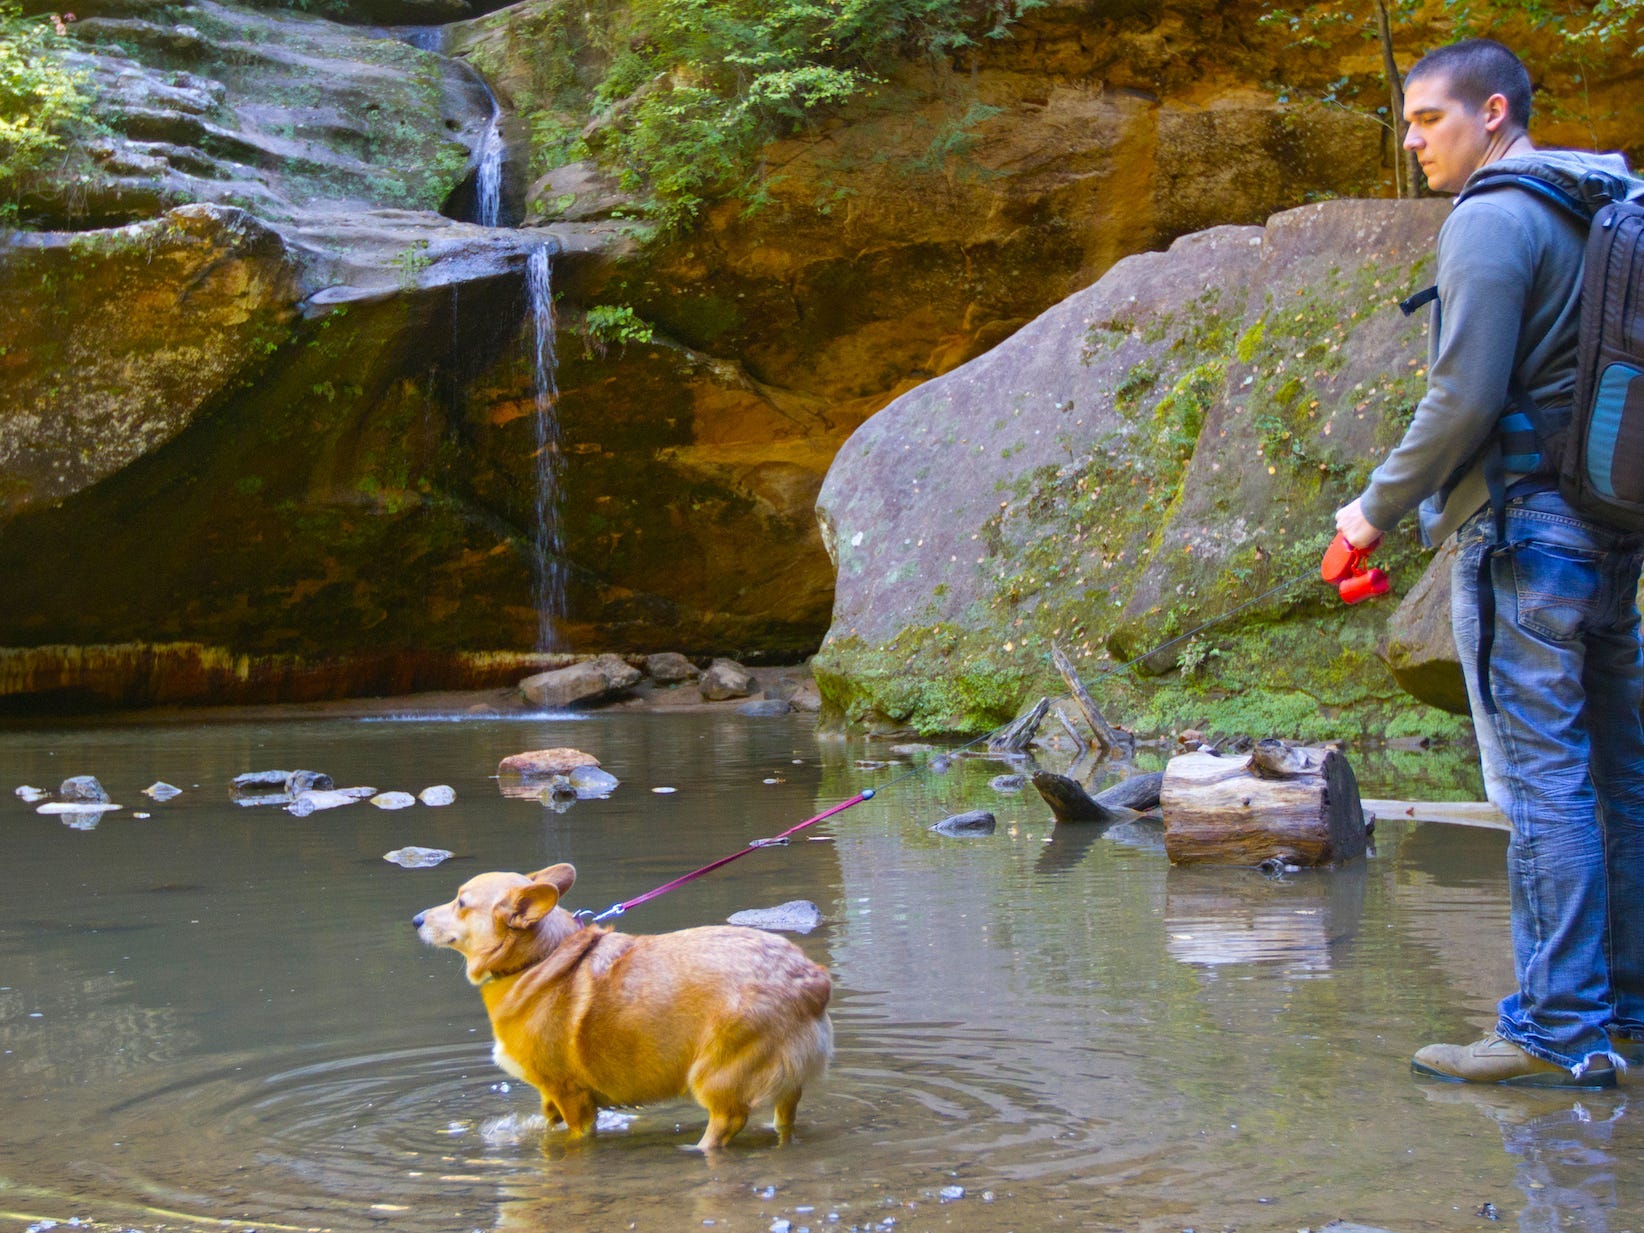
[519,655,641,708]
[814,198,1472,738]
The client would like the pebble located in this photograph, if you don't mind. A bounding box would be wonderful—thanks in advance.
[652,786,677,794]
[938,1186,965,1201]
[419,785,456,806]
[143,781,183,800]
[385,846,453,868]
[370,792,417,810]
[15,786,48,802]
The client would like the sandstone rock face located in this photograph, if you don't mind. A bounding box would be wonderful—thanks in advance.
[815,198,1466,737]
[5,0,1639,714]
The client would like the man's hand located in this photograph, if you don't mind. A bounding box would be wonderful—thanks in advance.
[1335,498,1383,550]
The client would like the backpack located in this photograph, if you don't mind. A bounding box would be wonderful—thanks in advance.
[1398,168,1644,714]
[1401,168,1644,532]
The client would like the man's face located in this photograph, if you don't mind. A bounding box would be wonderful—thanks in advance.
[1402,73,1500,195]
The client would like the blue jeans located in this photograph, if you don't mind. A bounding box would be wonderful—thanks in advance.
[1451,490,1644,1073]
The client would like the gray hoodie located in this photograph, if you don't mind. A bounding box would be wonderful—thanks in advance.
[1358,149,1644,546]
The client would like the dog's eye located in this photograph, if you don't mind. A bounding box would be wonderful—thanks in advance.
[456,896,470,910]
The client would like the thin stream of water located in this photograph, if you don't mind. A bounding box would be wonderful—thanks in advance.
[1,713,1637,1233]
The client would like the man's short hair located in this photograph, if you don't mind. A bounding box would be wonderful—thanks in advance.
[1405,39,1533,131]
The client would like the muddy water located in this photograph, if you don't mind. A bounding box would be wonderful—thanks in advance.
[1,713,1639,1233]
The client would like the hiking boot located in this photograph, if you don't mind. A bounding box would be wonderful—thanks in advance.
[1411,1033,1616,1089]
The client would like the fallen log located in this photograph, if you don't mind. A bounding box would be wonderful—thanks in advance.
[989,697,1049,753]
[1031,772,1132,824]
[1051,642,1124,756]
[1161,746,1366,867]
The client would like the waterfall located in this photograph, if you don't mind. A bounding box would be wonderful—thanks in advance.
[526,243,565,651]
[474,113,504,228]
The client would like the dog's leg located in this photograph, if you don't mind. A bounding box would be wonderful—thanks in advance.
[553,1089,598,1139]
[772,1090,801,1143]
[695,1103,749,1151]
[541,1096,565,1128]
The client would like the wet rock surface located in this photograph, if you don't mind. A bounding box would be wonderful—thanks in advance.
[727,901,824,934]
[59,776,110,804]
[384,846,454,868]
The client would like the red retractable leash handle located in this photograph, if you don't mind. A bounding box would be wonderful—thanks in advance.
[1320,532,1389,604]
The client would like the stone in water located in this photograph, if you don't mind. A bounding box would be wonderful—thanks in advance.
[371,791,417,810]
[419,785,456,806]
[384,846,453,868]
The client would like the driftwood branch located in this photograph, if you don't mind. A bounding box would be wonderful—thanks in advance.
[1052,706,1088,758]
[1051,642,1123,756]
[989,696,1049,752]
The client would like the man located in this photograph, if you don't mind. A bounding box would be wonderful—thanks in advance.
[1335,39,1644,1087]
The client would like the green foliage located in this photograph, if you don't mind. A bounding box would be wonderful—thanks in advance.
[577,0,1045,230]
[0,1,95,215]
[583,303,655,353]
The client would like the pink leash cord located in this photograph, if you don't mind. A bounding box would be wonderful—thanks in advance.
[574,789,876,925]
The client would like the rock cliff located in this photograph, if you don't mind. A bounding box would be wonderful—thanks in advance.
[814,197,1468,738]
[2,0,1639,711]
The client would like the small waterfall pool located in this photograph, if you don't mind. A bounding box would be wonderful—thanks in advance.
[4,710,1639,1232]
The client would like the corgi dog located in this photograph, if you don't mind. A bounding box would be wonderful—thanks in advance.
[413,863,832,1150]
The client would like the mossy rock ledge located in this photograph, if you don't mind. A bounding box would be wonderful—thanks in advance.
[814,196,1480,741]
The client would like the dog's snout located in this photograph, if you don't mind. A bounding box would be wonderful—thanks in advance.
[412,910,427,928]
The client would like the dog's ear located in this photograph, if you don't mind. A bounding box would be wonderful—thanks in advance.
[527,863,577,897]
[501,880,562,930]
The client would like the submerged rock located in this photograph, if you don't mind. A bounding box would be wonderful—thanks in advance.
[59,776,110,804]
[567,765,620,798]
[15,785,48,803]
[498,748,600,779]
[384,846,454,868]
[419,785,456,806]
[143,782,183,800]
[990,774,1026,792]
[727,901,824,934]
[371,791,417,810]
[698,658,756,701]
[738,698,792,717]
[931,810,997,837]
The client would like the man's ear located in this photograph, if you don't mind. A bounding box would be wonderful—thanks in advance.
[1483,91,1512,133]
[502,880,562,929]
[528,863,577,897]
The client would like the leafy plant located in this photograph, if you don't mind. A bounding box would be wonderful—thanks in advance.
[578,0,1047,230]
[583,303,655,354]
[0,0,95,215]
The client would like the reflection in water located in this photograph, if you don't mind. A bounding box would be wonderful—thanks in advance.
[0,716,1639,1232]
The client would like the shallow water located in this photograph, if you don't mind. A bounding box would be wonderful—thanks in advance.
[2,712,1639,1233]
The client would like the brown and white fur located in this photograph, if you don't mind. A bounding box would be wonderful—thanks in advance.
[413,863,832,1150]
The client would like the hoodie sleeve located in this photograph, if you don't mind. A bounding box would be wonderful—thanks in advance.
[1358,200,1535,533]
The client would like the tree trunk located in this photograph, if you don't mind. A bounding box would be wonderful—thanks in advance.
[1374,0,1422,198]
[1161,745,1367,866]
